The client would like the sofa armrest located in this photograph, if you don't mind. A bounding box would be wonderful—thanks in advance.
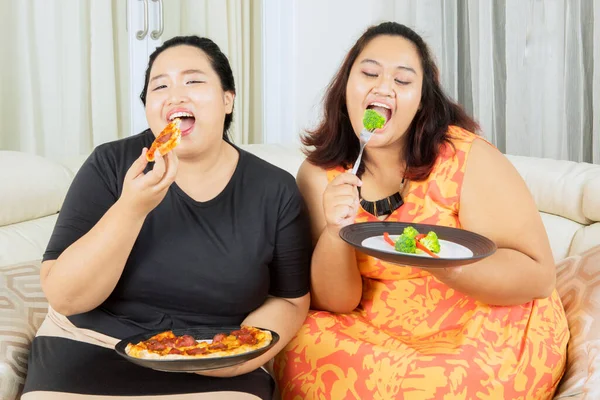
[0,260,48,400]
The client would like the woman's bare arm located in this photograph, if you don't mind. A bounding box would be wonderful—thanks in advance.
[41,200,146,316]
[297,161,362,313]
[41,149,178,316]
[197,294,310,378]
[429,139,555,305]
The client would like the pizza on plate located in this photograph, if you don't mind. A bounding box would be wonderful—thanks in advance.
[125,326,273,360]
[146,118,182,162]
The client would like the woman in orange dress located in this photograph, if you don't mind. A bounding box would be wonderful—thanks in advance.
[274,22,568,400]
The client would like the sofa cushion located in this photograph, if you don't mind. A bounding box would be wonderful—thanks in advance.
[0,260,47,400]
[0,151,73,227]
[0,215,59,267]
[540,212,582,262]
[506,155,600,225]
[240,144,305,177]
[553,245,600,398]
[583,176,600,222]
[570,223,600,258]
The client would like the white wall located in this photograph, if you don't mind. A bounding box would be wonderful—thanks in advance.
[263,0,392,145]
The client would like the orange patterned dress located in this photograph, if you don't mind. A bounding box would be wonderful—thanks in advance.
[274,127,569,400]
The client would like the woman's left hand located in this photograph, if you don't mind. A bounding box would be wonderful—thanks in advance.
[193,295,309,379]
[195,363,244,378]
[420,265,462,278]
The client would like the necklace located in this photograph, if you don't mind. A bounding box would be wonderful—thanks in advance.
[358,177,406,217]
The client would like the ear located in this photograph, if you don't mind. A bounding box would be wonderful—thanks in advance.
[223,91,235,114]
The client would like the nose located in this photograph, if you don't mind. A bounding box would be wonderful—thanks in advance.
[166,85,189,105]
[373,75,395,98]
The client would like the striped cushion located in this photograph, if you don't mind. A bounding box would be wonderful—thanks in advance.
[553,245,600,399]
[0,260,47,400]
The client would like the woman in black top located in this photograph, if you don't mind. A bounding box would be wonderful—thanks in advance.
[22,36,311,400]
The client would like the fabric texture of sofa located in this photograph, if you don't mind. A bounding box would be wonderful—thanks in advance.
[1,145,599,400]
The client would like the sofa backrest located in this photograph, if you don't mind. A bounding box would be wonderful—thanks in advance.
[0,148,598,267]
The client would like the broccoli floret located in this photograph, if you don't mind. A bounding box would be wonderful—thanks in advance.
[395,234,416,253]
[363,109,386,131]
[420,231,440,253]
[402,226,420,239]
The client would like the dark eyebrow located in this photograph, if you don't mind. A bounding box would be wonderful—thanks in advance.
[149,73,167,83]
[360,58,417,74]
[181,69,206,76]
[149,69,206,83]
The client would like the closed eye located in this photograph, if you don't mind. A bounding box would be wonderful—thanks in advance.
[152,85,167,91]
[187,80,205,84]
[362,71,378,78]
[395,79,410,85]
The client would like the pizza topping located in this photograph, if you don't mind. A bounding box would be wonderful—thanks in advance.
[156,132,174,143]
[160,338,177,348]
[125,325,272,360]
[212,333,227,343]
[231,326,251,337]
[238,334,258,345]
[208,342,227,351]
[186,347,208,356]
[146,340,166,351]
[175,335,196,348]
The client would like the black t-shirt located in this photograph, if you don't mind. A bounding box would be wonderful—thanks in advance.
[43,131,312,338]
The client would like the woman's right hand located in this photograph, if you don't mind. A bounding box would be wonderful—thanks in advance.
[119,148,179,217]
[322,172,362,236]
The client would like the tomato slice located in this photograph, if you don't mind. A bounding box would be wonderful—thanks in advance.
[383,232,395,247]
[416,241,440,258]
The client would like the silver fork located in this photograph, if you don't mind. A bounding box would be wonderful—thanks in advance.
[350,128,373,175]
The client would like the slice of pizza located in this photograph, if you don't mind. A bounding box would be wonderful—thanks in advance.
[125,325,272,360]
[146,118,182,162]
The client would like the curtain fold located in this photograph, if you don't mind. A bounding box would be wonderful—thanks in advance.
[0,0,261,159]
[162,0,261,145]
[0,0,124,160]
[377,0,598,163]
[1,0,596,162]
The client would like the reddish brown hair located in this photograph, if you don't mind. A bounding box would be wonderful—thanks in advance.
[303,22,479,181]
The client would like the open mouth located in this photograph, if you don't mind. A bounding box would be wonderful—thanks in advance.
[168,111,195,136]
[366,102,392,130]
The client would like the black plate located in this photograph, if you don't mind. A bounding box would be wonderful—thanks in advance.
[339,222,496,268]
[115,326,279,373]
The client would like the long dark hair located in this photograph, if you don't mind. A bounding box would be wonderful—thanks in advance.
[304,22,479,181]
[139,36,235,140]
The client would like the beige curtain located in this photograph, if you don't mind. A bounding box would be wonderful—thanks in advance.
[162,0,263,145]
[0,0,262,159]
[0,0,128,160]
[377,0,599,164]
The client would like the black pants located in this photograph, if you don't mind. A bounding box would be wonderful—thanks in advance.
[23,336,274,398]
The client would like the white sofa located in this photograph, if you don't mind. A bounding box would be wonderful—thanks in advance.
[1,145,599,399]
